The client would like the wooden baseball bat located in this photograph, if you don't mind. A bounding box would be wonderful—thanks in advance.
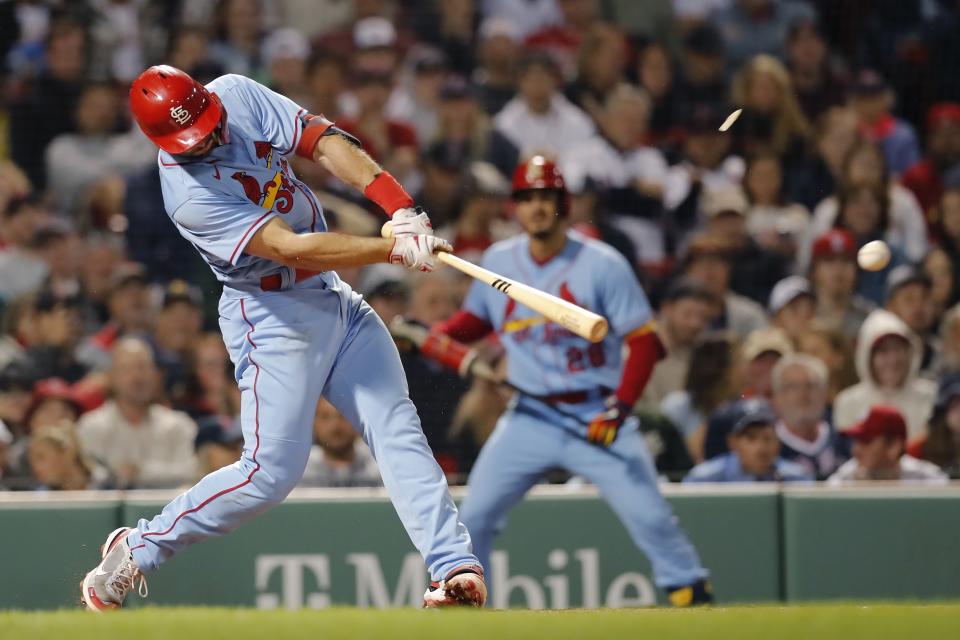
[382,222,609,343]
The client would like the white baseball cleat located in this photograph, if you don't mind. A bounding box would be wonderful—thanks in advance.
[80,527,148,611]
[423,565,487,608]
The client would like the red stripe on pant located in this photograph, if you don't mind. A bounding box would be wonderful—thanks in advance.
[133,299,263,548]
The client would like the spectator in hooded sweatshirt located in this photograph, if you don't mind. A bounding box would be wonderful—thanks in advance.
[833,309,936,443]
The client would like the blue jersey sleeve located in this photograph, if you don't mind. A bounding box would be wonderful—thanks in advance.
[597,249,652,336]
[171,195,277,266]
[229,75,308,156]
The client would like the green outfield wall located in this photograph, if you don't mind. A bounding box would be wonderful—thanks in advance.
[2,484,958,610]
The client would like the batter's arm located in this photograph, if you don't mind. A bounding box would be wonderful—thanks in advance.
[245,216,393,271]
[246,216,450,272]
[309,130,416,218]
[311,131,381,192]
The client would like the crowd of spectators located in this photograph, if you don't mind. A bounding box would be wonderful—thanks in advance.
[2,0,960,491]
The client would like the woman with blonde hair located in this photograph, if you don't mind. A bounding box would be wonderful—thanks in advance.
[731,54,812,165]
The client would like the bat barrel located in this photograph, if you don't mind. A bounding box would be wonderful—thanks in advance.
[438,253,609,343]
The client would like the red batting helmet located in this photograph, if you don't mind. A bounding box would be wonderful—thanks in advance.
[511,155,567,195]
[129,65,223,154]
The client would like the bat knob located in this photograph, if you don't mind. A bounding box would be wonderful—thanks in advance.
[380,221,394,239]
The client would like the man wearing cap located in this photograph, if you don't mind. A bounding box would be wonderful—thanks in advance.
[901,103,960,212]
[702,186,788,304]
[848,70,920,176]
[263,28,312,107]
[828,405,947,484]
[834,310,936,441]
[685,398,812,483]
[885,265,936,371]
[639,279,717,408]
[317,14,402,74]
[768,276,816,343]
[703,327,793,459]
[808,229,875,340]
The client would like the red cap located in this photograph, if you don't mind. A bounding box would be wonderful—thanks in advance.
[511,155,566,195]
[129,65,223,154]
[928,102,960,130]
[844,405,908,442]
[811,229,856,261]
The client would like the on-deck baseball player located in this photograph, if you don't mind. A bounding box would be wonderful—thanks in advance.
[414,156,712,606]
[80,66,485,610]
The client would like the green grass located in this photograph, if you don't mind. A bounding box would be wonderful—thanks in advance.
[1,604,958,640]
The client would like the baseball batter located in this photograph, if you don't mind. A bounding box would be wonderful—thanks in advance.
[423,157,711,605]
[80,66,485,610]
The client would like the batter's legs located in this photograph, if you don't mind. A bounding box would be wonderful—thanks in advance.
[322,298,479,581]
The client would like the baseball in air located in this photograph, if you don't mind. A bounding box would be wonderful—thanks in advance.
[857,240,891,272]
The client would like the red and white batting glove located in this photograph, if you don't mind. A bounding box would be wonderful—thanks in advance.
[390,206,434,236]
[586,396,631,447]
[389,235,452,272]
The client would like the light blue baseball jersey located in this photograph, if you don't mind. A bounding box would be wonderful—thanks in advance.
[157,74,330,291]
[463,231,653,409]
[127,73,480,582]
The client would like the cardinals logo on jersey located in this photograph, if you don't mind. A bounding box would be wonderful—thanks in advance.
[231,170,295,213]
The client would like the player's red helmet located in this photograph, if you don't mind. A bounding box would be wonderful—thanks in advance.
[129,65,223,154]
[511,155,567,195]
